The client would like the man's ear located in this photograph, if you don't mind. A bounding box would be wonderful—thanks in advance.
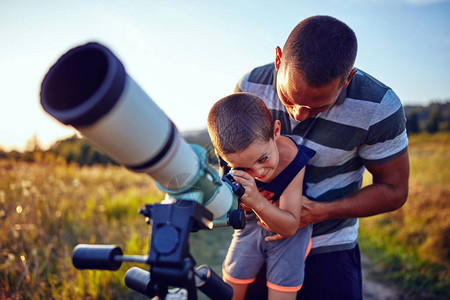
[343,68,357,88]
[273,120,281,139]
[275,46,283,71]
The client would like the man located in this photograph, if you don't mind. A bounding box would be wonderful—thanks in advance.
[233,15,409,299]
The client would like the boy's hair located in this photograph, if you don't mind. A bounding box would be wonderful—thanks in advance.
[207,92,274,157]
[283,15,357,87]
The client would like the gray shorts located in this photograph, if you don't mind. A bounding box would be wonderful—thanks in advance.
[222,214,312,292]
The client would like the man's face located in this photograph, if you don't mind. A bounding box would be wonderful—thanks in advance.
[276,63,344,122]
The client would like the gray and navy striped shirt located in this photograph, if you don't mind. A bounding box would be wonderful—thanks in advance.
[236,63,408,254]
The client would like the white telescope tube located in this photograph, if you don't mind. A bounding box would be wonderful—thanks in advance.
[75,75,200,191]
[40,42,198,190]
[39,42,237,223]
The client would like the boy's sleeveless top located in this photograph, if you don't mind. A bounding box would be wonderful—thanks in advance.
[255,139,315,199]
[236,63,408,254]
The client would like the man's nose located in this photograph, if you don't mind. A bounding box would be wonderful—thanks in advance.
[293,106,310,122]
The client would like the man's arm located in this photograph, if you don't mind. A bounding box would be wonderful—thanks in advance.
[299,151,409,227]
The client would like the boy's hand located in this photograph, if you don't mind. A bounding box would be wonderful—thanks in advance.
[257,220,284,242]
[239,202,253,212]
[231,169,264,209]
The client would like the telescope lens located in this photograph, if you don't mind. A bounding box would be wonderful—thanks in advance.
[40,42,126,126]
[43,48,107,110]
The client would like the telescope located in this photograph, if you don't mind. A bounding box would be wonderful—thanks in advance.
[40,42,245,299]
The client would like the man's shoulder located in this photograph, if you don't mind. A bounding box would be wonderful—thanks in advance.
[346,69,392,104]
[245,63,276,85]
[238,63,278,100]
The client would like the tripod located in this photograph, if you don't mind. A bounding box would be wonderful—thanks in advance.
[72,201,236,300]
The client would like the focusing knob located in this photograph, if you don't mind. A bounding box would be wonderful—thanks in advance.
[229,209,246,229]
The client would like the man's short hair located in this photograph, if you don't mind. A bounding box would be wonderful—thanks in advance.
[207,92,274,156]
[283,15,357,87]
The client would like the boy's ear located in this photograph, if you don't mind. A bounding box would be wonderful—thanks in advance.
[273,120,281,139]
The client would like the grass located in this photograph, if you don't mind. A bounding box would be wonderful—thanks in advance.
[1,132,449,299]
[0,160,160,299]
[0,158,233,299]
[359,132,450,299]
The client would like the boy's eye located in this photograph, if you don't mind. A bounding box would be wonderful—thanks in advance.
[231,167,245,171]
[258,156,268,163]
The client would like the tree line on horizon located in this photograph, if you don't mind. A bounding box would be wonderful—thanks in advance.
[405,101,450,134]
[1,101,449,165]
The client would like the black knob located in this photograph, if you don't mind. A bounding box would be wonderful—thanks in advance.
[72,244,123,270]
[229,209,246,229]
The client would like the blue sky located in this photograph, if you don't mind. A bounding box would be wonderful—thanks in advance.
[1,0,449,150]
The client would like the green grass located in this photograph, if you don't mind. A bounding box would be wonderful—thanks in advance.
[0,158,233,299]
[0,160,159,299]
[1,132,449,299]
[359,132,450,299]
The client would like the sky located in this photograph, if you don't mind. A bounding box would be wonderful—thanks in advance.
[1,0,449,151]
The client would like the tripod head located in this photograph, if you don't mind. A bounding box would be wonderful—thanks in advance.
[72,201,233,299]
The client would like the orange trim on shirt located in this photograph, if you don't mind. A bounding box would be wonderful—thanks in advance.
[267,281,303,292]
[305,236,312,259]
[222,270,255,285]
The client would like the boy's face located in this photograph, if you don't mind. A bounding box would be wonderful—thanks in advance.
[222,138,280,182]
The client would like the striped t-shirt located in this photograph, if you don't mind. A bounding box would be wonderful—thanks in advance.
[236,63,408,254]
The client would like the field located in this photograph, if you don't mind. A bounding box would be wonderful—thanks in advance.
[1,133,449,299]
[0,157,232,299]
[359,132,449,299]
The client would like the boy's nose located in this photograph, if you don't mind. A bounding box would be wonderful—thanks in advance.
[245,168,259,178]
[253,169,265,178]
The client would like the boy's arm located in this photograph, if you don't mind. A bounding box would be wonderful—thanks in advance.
[231,168,305,238]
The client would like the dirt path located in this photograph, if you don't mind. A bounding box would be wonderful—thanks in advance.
[362,255,407,300]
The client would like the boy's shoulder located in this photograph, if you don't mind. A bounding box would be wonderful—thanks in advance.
[277,136,299,169]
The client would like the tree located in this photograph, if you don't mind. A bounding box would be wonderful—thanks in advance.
[25,134,42,152]
[406,111,420,135]
[426,107,441,133]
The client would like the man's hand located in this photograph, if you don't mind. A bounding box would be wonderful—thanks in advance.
[259,152,410,242]
[299,196,326,227]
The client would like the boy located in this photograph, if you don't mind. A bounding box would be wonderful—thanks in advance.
[207,92,315,300]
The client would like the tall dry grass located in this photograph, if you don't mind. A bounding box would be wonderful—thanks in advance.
[0,160,161,299]
[359,132,450,299]
[1,132,448,299]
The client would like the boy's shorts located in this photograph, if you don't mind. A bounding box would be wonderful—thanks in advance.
[222,216,312,292]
